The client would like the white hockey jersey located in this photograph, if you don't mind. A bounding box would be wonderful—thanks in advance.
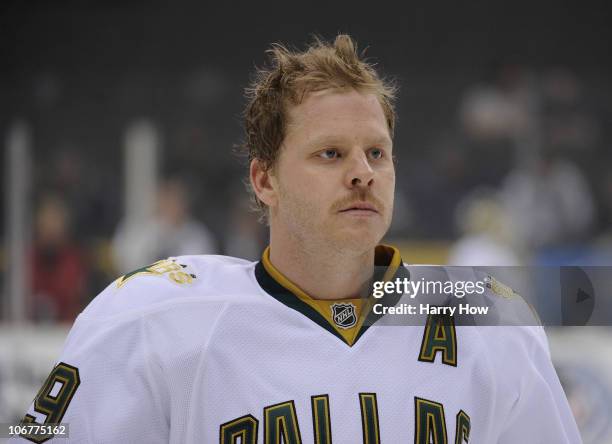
[12,246,581,443]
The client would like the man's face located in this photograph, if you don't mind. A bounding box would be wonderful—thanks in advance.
[267,88,395,253]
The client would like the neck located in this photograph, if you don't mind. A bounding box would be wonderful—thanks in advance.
[268,230,375,300]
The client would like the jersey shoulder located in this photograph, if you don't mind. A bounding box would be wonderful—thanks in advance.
[457,268,549,355]
[81,254,260,320]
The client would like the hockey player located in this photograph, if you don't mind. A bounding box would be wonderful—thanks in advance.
[12,35,581,443]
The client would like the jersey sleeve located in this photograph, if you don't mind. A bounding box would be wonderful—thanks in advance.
[10,282,170,444]
[495,326,582,443]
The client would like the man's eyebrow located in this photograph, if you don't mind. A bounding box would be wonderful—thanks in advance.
[306,134,392,148]
[367,136,393,147]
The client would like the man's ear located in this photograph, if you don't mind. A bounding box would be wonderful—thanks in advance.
[250,158,278,207]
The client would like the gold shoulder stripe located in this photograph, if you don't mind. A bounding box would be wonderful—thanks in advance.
[116,259,197,288]
[484,275,518,299]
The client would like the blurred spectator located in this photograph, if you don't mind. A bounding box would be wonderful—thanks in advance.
[592,168,612,263]
[460,63,537,143]
[112,177,217,273]
[459,63,539,186]
[29,193,88,322]
[500,152,596,252]
[541,68,601,156]
[50,148,119,239]
[402,133,472,238]
[447,188,522,265]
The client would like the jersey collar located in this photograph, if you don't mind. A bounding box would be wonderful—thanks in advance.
[254,245,407,347]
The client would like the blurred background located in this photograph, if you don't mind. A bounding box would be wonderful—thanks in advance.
[1,1,611,442]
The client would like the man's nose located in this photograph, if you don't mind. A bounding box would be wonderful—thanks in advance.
[345,151,374,188]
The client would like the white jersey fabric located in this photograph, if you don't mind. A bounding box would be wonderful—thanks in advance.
[12,247,581,443]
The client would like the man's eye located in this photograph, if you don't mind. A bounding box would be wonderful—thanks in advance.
[369,148,383,159]
[319,149,340,159]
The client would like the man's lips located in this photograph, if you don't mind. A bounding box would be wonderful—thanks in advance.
[339,202,379,213]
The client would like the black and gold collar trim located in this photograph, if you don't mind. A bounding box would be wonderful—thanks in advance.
[254,245,408,347]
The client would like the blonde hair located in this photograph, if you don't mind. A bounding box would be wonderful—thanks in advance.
[243,34,397,214]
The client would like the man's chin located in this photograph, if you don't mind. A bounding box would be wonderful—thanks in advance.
[329,227,386,253]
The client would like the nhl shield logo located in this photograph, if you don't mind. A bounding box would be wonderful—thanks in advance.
[331,303,357,329]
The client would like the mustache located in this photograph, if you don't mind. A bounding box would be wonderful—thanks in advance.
[331,190,385,213]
